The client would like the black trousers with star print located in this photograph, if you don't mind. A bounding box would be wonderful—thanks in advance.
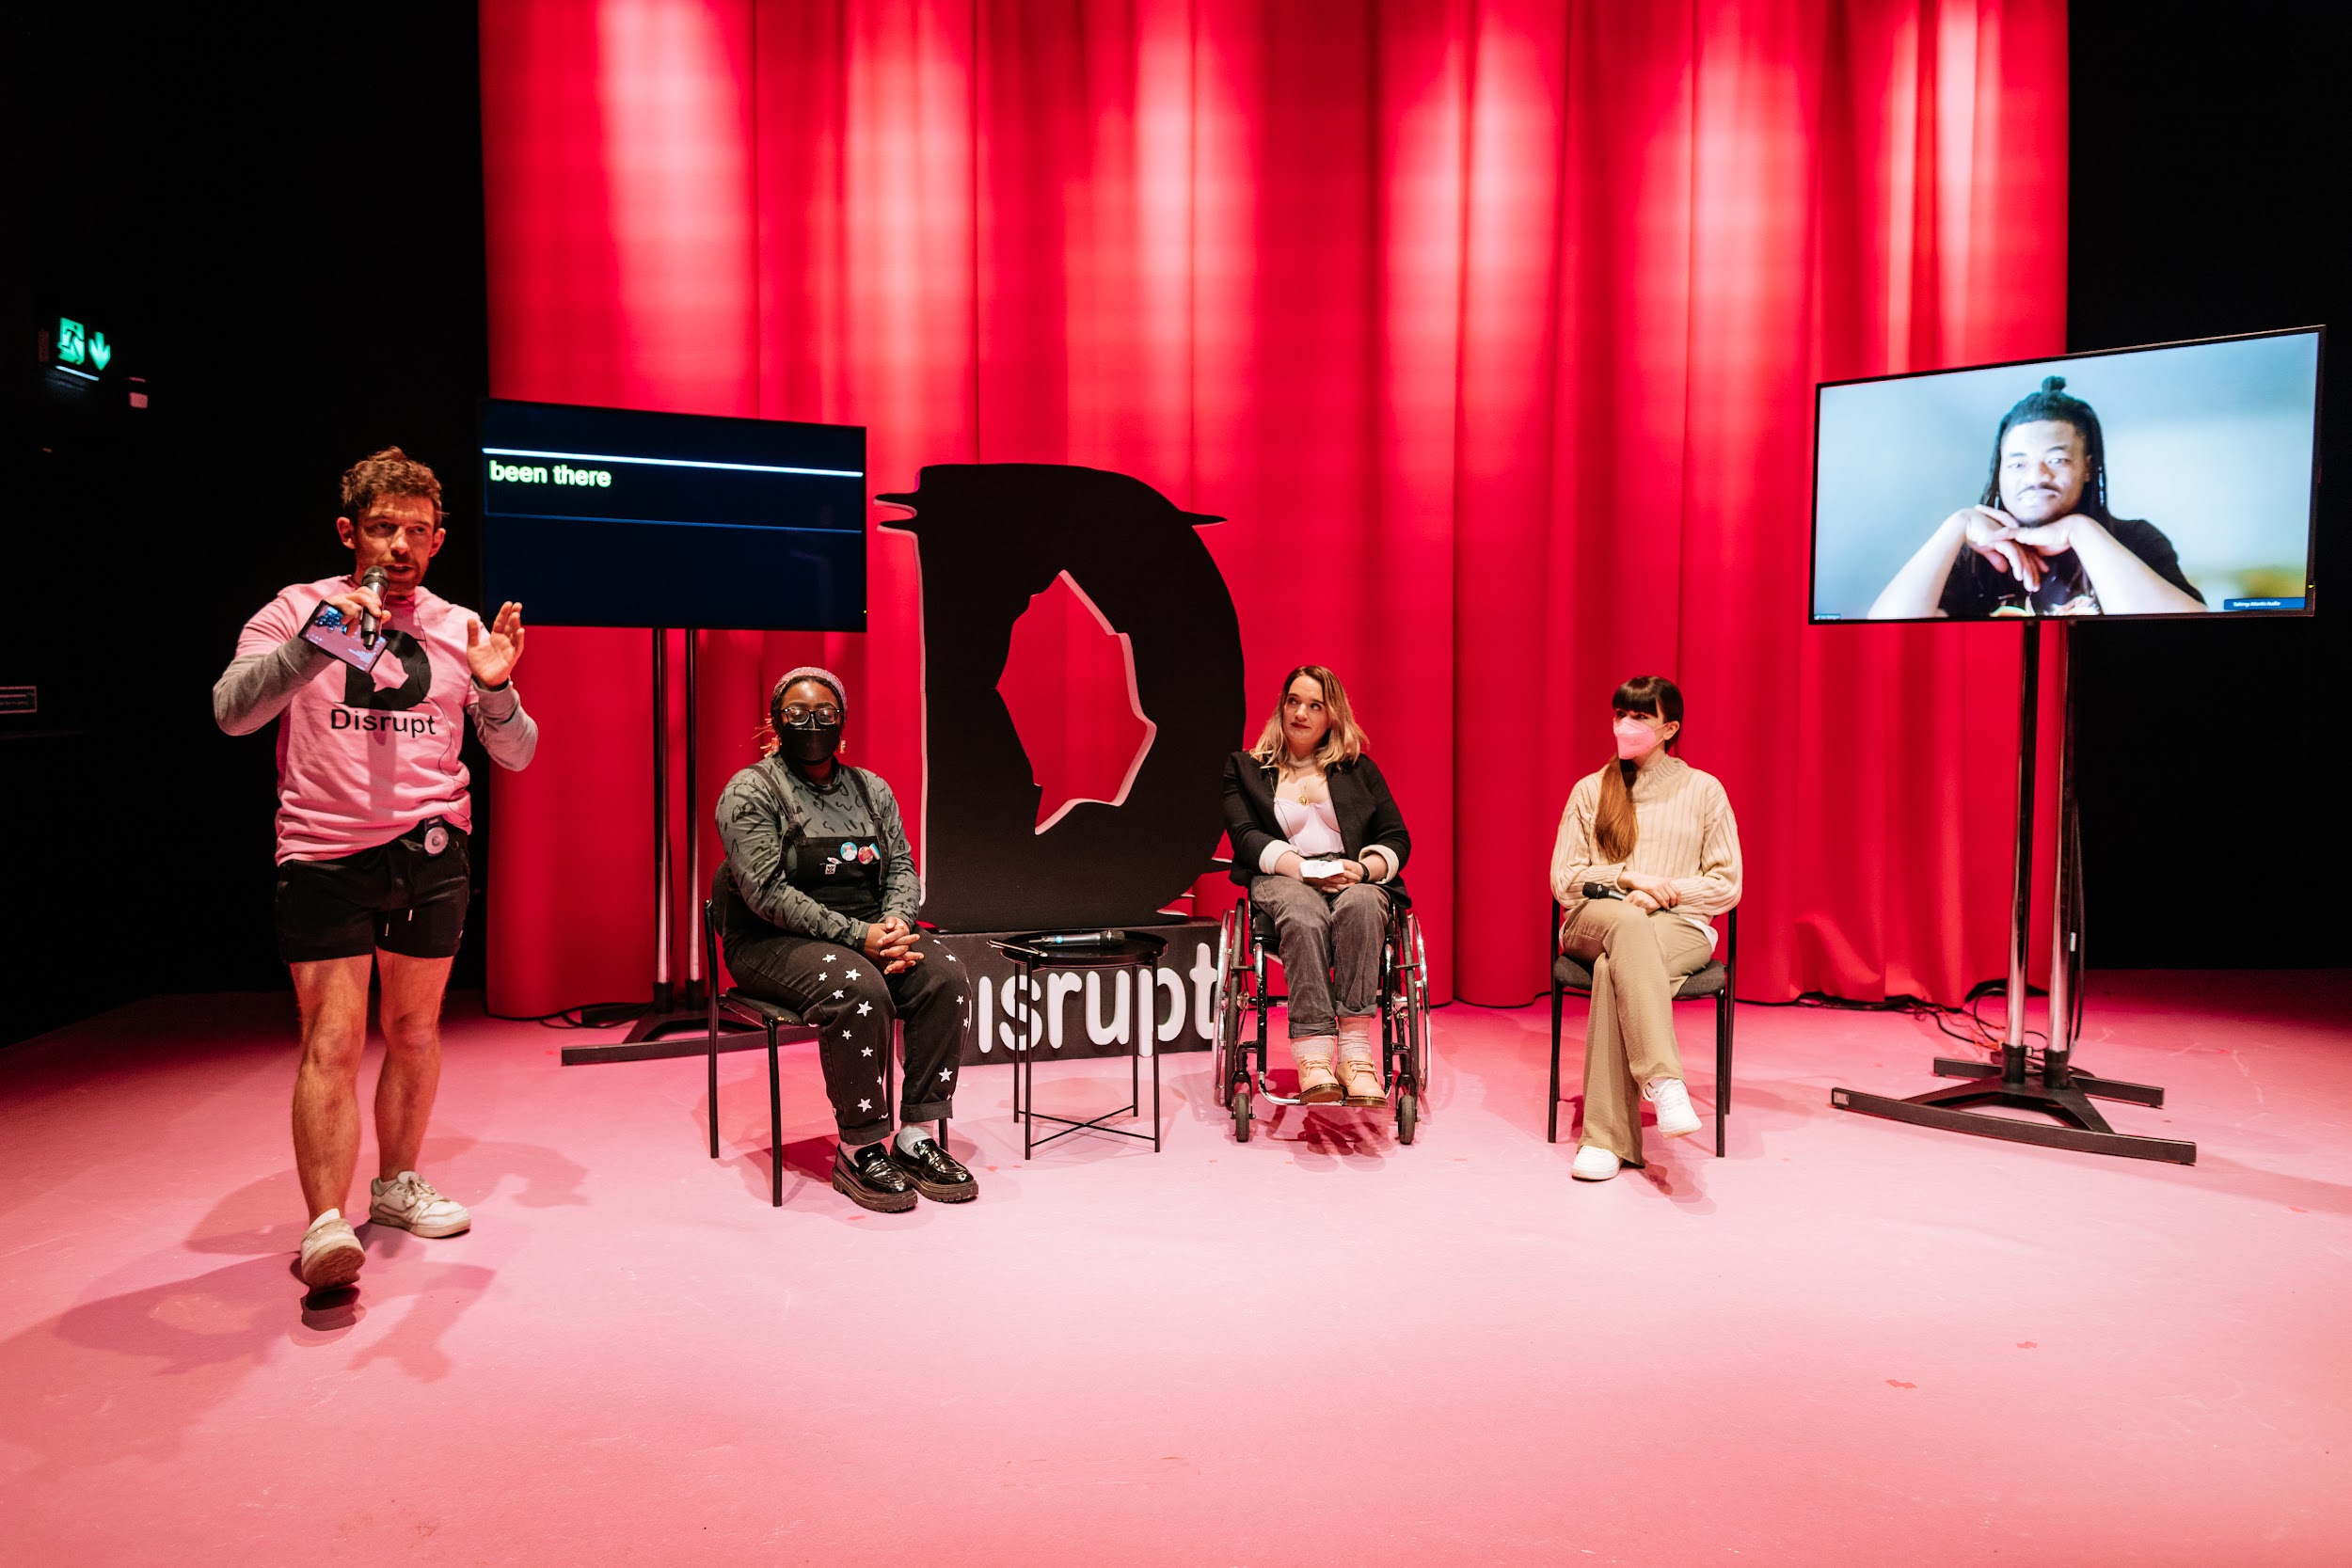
[724,928,972,1147]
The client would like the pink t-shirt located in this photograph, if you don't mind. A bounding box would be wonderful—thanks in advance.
[236,577,491,863]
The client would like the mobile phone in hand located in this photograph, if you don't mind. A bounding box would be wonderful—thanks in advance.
[299,599,389,673]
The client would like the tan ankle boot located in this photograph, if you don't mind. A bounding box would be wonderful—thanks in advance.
[1339,1056,1385,1106]
[1295,1053,1343,1104]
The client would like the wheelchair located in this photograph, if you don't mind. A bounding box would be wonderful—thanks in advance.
[1210,889,1433,1144]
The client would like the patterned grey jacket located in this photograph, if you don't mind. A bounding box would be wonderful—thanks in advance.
[713,756,919,946]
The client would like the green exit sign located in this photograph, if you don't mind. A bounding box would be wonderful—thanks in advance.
[55,317,115,372]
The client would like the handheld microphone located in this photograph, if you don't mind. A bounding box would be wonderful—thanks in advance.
[358,565,389,642]
[1581,882,1626,901]
[1025,929,1126,947]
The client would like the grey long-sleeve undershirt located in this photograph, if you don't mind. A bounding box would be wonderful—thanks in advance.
[212,634,539,769]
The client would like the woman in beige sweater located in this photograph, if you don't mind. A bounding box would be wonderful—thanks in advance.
[1549,676,1742,1180]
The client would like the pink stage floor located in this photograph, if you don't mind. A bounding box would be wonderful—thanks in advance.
[3,973,2348,1565]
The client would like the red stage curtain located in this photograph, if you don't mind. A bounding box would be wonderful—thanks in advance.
[479,0,2067,1016]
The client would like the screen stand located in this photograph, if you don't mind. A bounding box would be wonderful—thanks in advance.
[564,628,757,1066]
[1831,620,2194,1164]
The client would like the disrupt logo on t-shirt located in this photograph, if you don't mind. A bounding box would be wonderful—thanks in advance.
[334,628,437,734]
[330,709,441,735]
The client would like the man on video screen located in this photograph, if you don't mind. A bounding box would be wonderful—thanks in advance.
[1867,376,2208,619]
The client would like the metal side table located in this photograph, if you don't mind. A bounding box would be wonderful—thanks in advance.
[991,930,1167,1158]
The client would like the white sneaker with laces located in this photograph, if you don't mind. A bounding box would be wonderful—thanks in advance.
[1571,1145,1621,1181]
[299,1209,365,1288]
[1645,1076,1701,1137]
[369,1171,471,1238]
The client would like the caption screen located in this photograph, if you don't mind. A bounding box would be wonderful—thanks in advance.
[480,400,867,631]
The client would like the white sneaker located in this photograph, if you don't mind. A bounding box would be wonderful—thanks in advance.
[299,1209,365,1288]
[1571,1145,1621,1181]
[369,1171,471,1238]
[1645,1077,1701,1137]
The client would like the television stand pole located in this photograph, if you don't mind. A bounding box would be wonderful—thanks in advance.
[566,628,755,1065]
[1831,619,2193,1164]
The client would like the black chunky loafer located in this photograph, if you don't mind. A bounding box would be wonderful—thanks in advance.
[833,1142,918,1212]
[888,1135,978,1203]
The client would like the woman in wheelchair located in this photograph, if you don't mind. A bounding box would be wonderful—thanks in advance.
[1549,675,1742,1181]
[1221,665,1412,1107]
[712,667,977,1213]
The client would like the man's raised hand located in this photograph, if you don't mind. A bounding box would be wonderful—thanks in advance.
[467,601,527,689]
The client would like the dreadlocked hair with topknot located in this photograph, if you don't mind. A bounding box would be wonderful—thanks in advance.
[1978,375,2117,525]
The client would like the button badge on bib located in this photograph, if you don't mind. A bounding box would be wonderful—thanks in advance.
[422,824,450,856]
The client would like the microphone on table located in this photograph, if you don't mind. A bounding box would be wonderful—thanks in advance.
[1026,929,1127,947]
[358,564,389,642]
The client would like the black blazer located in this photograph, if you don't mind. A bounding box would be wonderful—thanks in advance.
[1221,750,1413,910]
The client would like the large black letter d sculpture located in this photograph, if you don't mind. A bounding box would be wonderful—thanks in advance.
[880,464,1245,931]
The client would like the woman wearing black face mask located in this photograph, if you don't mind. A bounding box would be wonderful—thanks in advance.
[1220,665,1411,1109]
[713,667,977,1212]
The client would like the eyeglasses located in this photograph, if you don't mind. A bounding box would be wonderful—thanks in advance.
[781,703,842,727]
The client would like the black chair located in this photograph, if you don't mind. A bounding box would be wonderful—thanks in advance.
[1548,903,1738,1156]
[702,893,943,1206]
[705,896,834,1206]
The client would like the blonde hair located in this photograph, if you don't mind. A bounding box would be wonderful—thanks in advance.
[1248,664,1367,769]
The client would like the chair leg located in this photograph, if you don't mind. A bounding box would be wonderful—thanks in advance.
[767,1022,783,1207]
[1547,982,1563,1143]
[707,999,722,1161]
[1722,991,1740,1151]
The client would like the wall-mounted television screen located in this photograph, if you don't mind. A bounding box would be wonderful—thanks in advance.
[480,399,866,630]
[1810,327,2321,624]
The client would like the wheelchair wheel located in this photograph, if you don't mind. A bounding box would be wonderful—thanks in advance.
[1397,914,1433,1100]
[1396,1089,1418,1145]
[1233,1088,1252,1143]
[1211,908,1235,1107]
[1214,904,1249,1108]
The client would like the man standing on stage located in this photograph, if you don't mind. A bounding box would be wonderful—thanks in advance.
[214,448,537,1290]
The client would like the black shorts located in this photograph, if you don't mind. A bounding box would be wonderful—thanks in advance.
[275,819,470,964]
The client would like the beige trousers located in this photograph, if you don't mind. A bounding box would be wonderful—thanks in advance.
[1561,898,1714,1164]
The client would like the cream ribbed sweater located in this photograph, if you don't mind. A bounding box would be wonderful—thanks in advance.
[1549,754,1742,946]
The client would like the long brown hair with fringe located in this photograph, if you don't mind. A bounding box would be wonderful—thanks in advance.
[1593,675,1682,861]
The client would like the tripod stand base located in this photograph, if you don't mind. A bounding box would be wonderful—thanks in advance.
[1833,1057,2195,1165]
[557,986,759,1067]
[1929,1055,2167,1108]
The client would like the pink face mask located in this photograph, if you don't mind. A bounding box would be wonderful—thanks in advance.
[1614,717,1662,760]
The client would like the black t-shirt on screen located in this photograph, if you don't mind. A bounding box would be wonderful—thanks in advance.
[1937,515,2204,618]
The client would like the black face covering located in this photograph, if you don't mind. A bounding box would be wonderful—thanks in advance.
[782,719,843,767]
